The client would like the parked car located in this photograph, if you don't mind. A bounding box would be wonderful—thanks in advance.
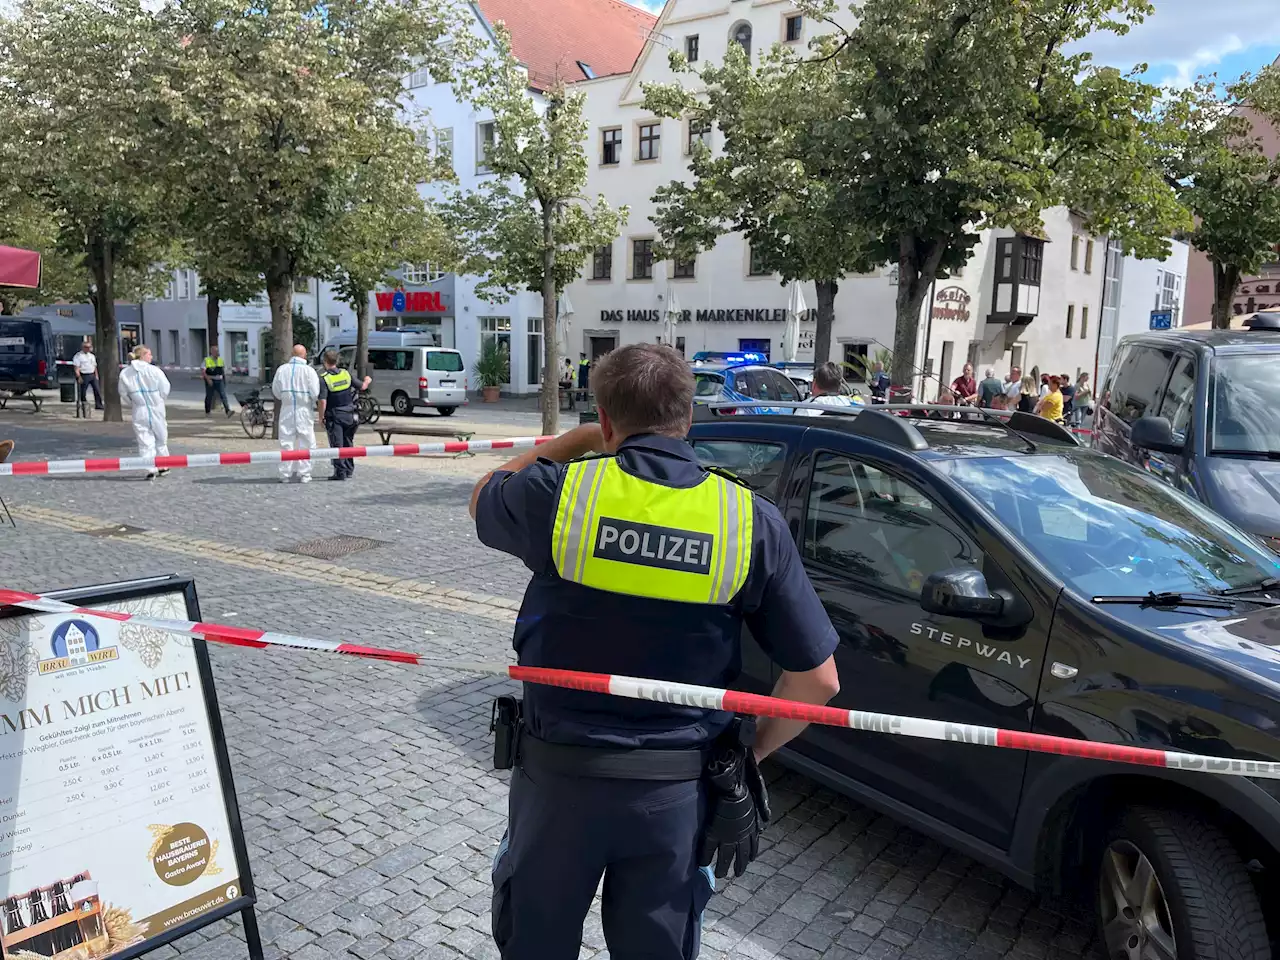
[692,360,805,415]
[317,332,467,416]
[1094,314,1280,547]
[0,316,58,393]
[689,407,1280,958]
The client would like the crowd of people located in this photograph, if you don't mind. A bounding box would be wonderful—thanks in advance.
[943,362,1093,425]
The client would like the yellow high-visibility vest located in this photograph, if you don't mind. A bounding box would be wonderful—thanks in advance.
[552,457,753,605]
[203,356,224,372]
[322,369,352,392]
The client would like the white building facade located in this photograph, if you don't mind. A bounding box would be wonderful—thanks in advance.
[564,0,1189,398]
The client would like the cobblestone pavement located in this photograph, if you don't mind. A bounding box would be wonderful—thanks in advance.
[0,413,1104,960]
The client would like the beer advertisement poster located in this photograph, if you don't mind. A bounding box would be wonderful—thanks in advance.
[0,579,255,959]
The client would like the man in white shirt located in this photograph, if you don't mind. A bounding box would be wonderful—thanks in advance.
[71,340,103,410]
[1003,366,1022,406]
[271,344,321,483]
[802,362,861,416]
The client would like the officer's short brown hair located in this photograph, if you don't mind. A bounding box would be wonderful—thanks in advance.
[813,362,844,394]
[590,344,693,438]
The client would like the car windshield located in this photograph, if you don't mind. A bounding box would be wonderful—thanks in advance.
[1211,354,1280,455]
[694,372,725,397]
[936,453,1280,597]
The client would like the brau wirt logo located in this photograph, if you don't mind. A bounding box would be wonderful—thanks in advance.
[38,620,119,675]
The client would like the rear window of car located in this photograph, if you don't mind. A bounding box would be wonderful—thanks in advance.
[426,350,464,372]
[691,440,787,500]
[694,372,725,397]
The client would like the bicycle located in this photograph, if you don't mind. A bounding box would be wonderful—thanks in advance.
[356,388,380,425]
[235,388,273,439]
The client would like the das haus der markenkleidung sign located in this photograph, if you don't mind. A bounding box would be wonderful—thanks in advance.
[599,308,818,324]
[0,577,263,960]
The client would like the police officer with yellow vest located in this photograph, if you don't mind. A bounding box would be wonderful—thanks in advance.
[317,349,371,481]
[470,343,840,960]
[202,346,232,418]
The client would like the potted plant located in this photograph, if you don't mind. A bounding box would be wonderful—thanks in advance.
[474,339,509,402]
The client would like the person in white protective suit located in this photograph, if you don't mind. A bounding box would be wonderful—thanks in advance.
[120,344,172,480]
[271,344,321,483]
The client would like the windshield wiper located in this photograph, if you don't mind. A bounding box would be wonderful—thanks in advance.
[1092,591,1238,610]
[1217,577,1280,597]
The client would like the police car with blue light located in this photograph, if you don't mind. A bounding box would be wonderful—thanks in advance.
[690,401,1280,959]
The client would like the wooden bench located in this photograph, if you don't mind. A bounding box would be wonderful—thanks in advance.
[373,423,477,457]
[0,392,44,413]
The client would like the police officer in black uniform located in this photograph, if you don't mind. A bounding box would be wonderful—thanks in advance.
[470,343,840,960]
[317,349,371,481]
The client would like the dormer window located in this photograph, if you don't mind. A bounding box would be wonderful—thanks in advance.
[989,235,1044,325]
[577,61,596,79]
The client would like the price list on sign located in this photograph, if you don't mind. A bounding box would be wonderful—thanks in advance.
[0,580,259,960]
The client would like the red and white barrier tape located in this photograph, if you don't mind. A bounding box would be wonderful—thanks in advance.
[0,436,552,476]
[0,588,1275,780]
[56,362,244,374]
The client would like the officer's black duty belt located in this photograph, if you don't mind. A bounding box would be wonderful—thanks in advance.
[520,733,707,781]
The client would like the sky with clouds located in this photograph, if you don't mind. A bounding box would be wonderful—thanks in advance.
[633,0,1279,88]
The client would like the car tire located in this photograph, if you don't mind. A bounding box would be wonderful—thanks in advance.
[435,406,456,417]
[391,391,412,416]
[1096,805,1269,960]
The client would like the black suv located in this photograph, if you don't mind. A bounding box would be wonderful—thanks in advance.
[1094,315,1280,546]
[689,408,1280,959]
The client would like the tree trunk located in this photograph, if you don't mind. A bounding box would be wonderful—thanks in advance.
[813,279,837,367]
[88,235,123,423]
[265,247,294,440]
[355,292,370,382]
[890,234,948,394]
[206,295,220,347]
[539,203,560,437]
[1211,259,1241,330]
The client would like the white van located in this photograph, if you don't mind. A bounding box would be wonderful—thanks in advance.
[319,333,468,416]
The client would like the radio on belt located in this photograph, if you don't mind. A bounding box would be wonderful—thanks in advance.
[491,696,523,770]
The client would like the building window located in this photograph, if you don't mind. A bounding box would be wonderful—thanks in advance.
[687,116,712,154]
[577,61,596,79]
[1084,239,1095,275]
[1070,235,1080,271]
[477,121,496,173]
[435,128,454,171]
[784,14,802,42]
[527,316,543,386]
[407,59,432,88]
[685,34,699,62]
[638,122,661,161]
[1065,304,1074,338]
[293,276,311,295]
[1019,238,1044,284]
[327,315,341,330]
[165,272,177,300]
[1080,305,1089,339]
[592,243,613,280]
[602,127,622,165]
[632,238,655,280]
[169,330,180,365]
[480,316,512,377]
[673,255,696,279]
[748,245,769,276]
[403,263,446,284]
[731,22,752,58]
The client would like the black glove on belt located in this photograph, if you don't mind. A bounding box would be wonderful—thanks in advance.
[699,734,771,878]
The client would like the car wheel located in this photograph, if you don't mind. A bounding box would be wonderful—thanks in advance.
[1097,806,1269,960]
[391,391,412,416]
[435,406,456,417]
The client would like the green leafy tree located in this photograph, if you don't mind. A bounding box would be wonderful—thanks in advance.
[330,130,454,380]
[642,43,875,366]
[1162,67,1280,328]
[441,26,626,434]
[813,0,1188,386]
[164,0,464,401]
[0,0,180,419]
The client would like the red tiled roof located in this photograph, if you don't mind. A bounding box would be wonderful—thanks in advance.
[476,0,657,90]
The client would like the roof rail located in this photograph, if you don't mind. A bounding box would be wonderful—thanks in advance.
[1004,411,1079,445]
[847,409,929,451]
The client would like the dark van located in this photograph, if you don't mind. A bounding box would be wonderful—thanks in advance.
[0,316,57,393]
[1094,313,1280,545]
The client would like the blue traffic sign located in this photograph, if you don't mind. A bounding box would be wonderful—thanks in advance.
[1150,311,1173,330]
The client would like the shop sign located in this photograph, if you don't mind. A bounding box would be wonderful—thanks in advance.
[374,289,446,314]
[931,286,971,323]
[600,308,817,323]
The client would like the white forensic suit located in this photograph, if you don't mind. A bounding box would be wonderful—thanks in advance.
[271,356,321,482]
[120,358,172,477]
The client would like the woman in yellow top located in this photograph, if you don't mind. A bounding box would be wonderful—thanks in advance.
[1036,375,1064,422]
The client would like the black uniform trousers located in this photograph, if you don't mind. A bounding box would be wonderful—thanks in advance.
[492,765,713,959]
[325,416,358,478]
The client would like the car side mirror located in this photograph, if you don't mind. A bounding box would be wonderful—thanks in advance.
[920,568,1030,630]
[1130,416,1183,455]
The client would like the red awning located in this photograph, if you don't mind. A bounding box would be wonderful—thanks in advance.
[0,246,42,289]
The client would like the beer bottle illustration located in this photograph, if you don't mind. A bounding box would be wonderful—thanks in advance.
[4,895,26,935]
[26,887,52,956]
[50,880,84,951]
